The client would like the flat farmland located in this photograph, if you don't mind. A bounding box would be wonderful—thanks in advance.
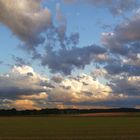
[0,115,140,140]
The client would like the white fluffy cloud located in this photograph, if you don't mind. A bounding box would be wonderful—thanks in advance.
[0,65,49,99]
[49,73,112,103]
[0,0,51,47]
[0,65,113,109]
[0,65,140,109]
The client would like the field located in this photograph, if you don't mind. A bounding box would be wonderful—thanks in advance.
[0,114,140,140]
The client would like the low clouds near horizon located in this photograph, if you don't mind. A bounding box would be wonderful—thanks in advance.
[0,0,140,109]
[0,65,140,110]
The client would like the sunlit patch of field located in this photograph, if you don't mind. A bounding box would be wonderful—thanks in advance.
[78,112,140,117]
[0,116,140,140]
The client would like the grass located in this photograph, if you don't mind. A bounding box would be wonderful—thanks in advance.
[0,115,140,140]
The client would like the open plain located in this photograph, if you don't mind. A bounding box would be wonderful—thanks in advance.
[0,114,140,140]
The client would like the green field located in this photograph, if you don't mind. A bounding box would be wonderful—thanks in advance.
[0,116,140,140]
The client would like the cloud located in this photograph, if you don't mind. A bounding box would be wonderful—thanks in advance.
[41,44,107,74]
[0,1,140,109]
[0,65,50,99]
[20,92,48,100]
[101,11,140,55]
[12,99,40,110]
[0,0,51,47]
[48,73,112,103]
[51,74,63,83]
[0,65,140,109]
[12,56,30,66]
[101,11,140,76]
[105,61,140,76]
[66,96,140,108]
[0,99,13,109]
[110,75,140,96]
[0,65,113,109]
[98,10,140,100]
[0,0,107,74]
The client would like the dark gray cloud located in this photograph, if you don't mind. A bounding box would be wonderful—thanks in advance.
[12,56,30,66]
[0,87,45,99]
[100,11,140,78]
[0,99,13,109]
[102,11,140,56]
[41,44,107,74]
[51,74,63,83]
[65,97,140,108]
[105,62,140,76]
[99,11,140,100]
[108,74,140,96]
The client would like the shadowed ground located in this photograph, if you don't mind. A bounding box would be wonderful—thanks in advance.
[0,115,140,140]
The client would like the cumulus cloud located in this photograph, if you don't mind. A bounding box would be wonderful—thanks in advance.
[41,44,107,74]
[45,73,112,109]
[12,99,40,110]
[101,11,140,76]
[0,65,113,109]
[0,65,49,99]
[105,61,140,76]
[110,75,140,96]
[51,74,63,83]
[98,10,140,102]
[0,65,140,109]
[101,11,140,56]
[0,0,51,47]
[102,16,140,55]
[0,99,12,109]
[1,0,140,109]
[20,92,48,100]
[0,0,107,74]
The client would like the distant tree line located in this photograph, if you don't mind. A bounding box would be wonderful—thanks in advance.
[0,108,140,116]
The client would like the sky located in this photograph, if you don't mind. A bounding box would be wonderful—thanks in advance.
[0,0,140,110]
